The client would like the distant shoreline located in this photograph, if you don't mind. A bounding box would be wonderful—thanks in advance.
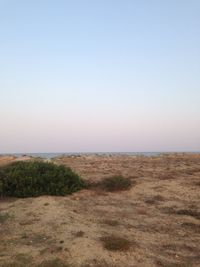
[1,151,200,159]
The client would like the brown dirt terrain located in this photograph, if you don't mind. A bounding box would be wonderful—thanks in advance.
[0,154,200,267]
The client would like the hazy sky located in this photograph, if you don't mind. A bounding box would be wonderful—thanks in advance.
[1,0,200,153]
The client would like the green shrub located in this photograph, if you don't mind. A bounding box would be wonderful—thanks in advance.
[0,161,84,198]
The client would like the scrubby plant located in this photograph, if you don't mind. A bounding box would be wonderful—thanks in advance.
[99,175,132,192]
[102,219,120,226]
[74,230,85,237]
[100,235,132,251]
[0,212,11,224]
[0,161,84,198]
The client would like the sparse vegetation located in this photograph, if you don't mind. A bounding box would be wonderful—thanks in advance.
[38,258,69,267]
[92,175,133,192]
[1,154,200,267]
[0,212,12,224]
[100,235,132,251]
[176,209,200,220]
[1,253,33,267]
[74,230,85,237]
[162,207,200,220]
[14,254,33,265]
[145,195,165,205]
[102,219,120,226]
[21,233,28,239]
[181,222,200,233]
[1,262,28,267]
[81,259,117,267]
[0,161,85,197]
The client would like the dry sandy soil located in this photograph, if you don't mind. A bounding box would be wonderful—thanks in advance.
[0,154,200,267]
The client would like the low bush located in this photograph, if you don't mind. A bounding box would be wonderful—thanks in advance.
[99,175,132,192]
[0,161,84,198]
[100,235,132,251]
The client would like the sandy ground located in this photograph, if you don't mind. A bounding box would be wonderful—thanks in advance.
[0,154,200,267]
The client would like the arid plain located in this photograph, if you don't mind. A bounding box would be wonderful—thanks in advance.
[0,154,200,267]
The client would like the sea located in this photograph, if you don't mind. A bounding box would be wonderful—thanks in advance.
[1,152,199,159]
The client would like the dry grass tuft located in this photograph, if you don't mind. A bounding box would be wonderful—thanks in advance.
[81,259,118,267]
[162,207,200,220]
[1,253,33,267]
[0,212,12,224]
[38,258,70,267]
[74,230,85,237]
[90,175,133,192]
[181,222,200,233]
[145,195,165,205]
[176,209,200,220]
[102,219,120,226]
[100,235,132,251]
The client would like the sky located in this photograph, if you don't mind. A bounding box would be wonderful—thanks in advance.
[0,0,200,153]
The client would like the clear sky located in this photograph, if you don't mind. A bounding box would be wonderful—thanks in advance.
[0,0,200,153]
